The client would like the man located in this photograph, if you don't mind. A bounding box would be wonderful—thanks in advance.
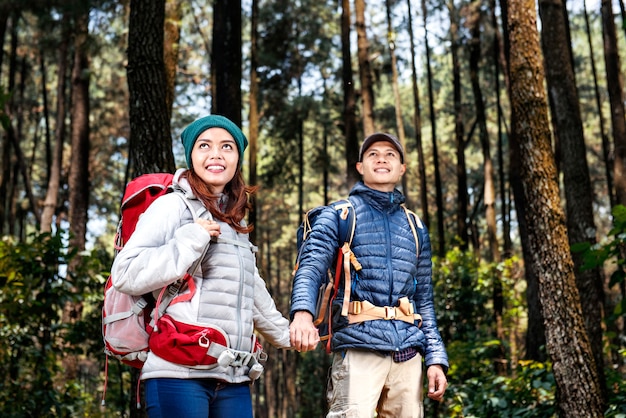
[290,133,448,418]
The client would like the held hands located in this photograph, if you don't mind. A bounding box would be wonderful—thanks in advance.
[196,218,221,237]
[290,311,320,352]
[426,364,448,401]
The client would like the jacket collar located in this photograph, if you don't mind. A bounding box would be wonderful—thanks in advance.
[349,181,405,212]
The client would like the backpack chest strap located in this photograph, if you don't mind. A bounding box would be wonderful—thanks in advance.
[347,297,422,327]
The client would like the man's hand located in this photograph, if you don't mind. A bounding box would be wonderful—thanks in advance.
[426,364,448,401]
[289,311,320,352]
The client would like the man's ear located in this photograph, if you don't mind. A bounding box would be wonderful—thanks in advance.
[356,162,363,175]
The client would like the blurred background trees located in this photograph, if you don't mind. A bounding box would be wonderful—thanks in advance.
[0,0,625,416]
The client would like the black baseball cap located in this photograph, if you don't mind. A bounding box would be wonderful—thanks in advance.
[358,132,404,163]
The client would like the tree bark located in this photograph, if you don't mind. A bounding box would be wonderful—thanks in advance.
[506,0,604,414]
[602,0,626,206]
[41,16,69,233]
[127,0,174,178]
[354,0,375,136]
[491,0,512,257]
[449,0,469,251]
[384,0,410,203]
[469,0,505,375]
[583,0,613,207]
[211,0,242,124]
[469,3,499,262]
[163,0,181,119]
[539,0,607,403]
[341,0,360,187]
[249,0,259,244]
[406,0,429,226]
[422,0,445,256]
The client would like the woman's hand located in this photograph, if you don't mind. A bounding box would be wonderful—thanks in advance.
[196,219,221,237]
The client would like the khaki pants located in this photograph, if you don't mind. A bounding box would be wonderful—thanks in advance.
[326,349,424,418]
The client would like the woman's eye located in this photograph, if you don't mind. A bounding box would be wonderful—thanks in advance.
[223,143,234,150]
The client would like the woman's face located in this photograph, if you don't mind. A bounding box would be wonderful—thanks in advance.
[190,127,240,194]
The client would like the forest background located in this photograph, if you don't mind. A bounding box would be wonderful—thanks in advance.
[0,0,625,417]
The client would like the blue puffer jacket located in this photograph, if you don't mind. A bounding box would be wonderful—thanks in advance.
[290,182,449,370]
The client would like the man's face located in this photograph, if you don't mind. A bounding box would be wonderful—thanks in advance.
[356,140,406,192]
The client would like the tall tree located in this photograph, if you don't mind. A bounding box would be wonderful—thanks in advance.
[163,0,181,120]
[127,0,174,178]
[0,5,10,235]
[422,0,445,256]
[449,0,470,251]
[469,1,505,375]
[341,0,360,186]
[211,0,242,124]
[64,2,90,388]
[354,0,375,136]
[384,0,410,203]
[40,15,69,233]
[490,0,512,257]
[602,0,626,206]
[469,2,499,262]
[506,0,604,414]
[583,0,613,207]
[539,0,607,402]
[249,0,260,245]
[68,7,90,254]
[406,0,429,226]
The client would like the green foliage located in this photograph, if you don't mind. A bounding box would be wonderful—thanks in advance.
[0,232,107,417]
[574,205,626,322]
[443,361,556,417]
[294,349,332,418]
[605,351,626,417]
[432,248,557,417]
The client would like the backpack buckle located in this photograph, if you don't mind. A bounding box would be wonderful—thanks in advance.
[384,307,396,320]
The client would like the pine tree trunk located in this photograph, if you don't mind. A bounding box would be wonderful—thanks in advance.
[127,0,174,177]
[354,0,375,136]
[602,0,626,206]
[384,0,410,203]
[422,0,446,257]
[506,0,604,414]
[211,0,242,124]
[341,0,360,187]
[583,0,613,207]
[68,10,90,255]
[449,0,469,250]
[164,0,181,119]
[41,17,69,233]
[249,0,259,244]
[539,0,607,403]
[406,0,429,226]
[469,4,499,262]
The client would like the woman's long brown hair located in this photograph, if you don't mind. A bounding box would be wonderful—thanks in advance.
[181,169,256,234]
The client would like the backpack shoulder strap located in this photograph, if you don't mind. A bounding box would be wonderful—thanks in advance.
[171,189,213,221]
[330,198,356,247]
[401,204,423,259]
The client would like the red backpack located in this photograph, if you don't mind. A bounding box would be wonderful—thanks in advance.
[101,173,205,406]
[102,173,175,368]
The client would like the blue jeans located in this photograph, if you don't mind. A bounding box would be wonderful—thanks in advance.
[144,378,253,418]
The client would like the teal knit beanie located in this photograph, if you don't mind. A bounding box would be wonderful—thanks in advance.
[181,115,248,168]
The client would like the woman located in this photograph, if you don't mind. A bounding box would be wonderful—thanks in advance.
[111,115,291,418]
